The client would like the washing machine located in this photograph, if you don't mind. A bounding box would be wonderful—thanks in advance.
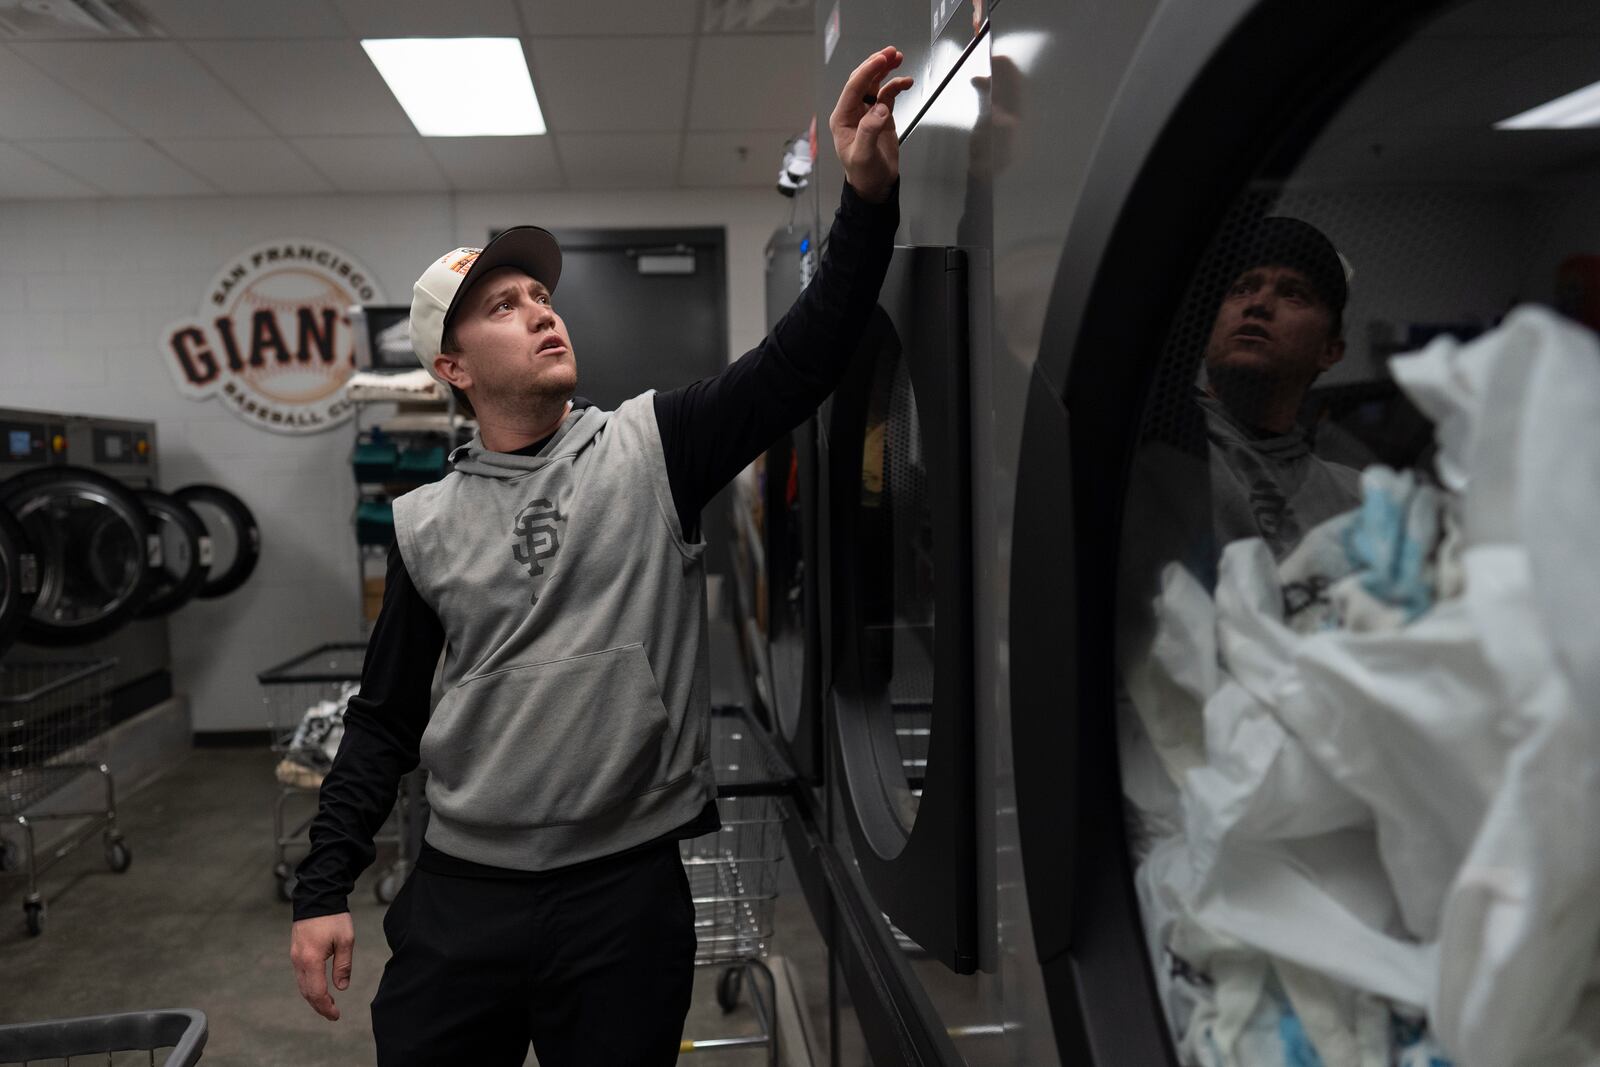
[0,409,172,710]
[759,224,829,785]
[999,0,1600,1063]
[0,409,256,722]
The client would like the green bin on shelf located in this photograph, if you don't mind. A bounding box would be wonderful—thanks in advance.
[396,445,447,482]
[355,500,394,545]
[352,440,398,483]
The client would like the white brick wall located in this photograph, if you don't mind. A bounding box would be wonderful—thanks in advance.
[0,185,793,731]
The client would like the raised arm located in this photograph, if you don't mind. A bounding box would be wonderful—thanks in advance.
[653,46,912,529]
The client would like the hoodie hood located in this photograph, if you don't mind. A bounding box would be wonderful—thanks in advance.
[1197,392,1311,462]
[447,404,611,479]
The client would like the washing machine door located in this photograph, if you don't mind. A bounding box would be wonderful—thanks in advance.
[763,418,824,782]
[173,485,260,598]
[1,465,155,646]
[829,245,976,974]
[136,489,211,618]
[1010,0,1597,1062]
[0,505,40,656]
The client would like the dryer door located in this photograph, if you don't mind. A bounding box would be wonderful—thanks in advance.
[136,489,210,618]
[173,485,260,598]
[0,505,40,656]
[829,245,976,974]
[1010,0,1596,1062]
[1,465,154,646]
[763,418,824,782]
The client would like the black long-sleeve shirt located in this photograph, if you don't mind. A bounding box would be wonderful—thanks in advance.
[294,181,898,920]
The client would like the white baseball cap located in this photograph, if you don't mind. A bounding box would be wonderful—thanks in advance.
[409,225,562,382]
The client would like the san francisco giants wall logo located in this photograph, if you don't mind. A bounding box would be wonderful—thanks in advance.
[512,498,565,604]
[160,239,384,435]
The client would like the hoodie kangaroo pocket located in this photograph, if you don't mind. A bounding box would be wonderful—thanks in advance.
[421,643,672,829]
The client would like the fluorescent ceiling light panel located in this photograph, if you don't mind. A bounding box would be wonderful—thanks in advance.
[362,38,546,137]
[1496,78,1600,129]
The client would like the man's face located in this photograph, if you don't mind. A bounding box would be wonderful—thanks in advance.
[440,265,577,407]
[1203,264,1344,388]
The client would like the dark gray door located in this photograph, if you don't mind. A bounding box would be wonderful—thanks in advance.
[536,226,734,579]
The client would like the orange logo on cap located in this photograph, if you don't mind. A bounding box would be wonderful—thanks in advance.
[447,249,482,275]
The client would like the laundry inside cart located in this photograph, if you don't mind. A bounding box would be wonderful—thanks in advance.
[258,643,420,905]
[1120,307,1600,1067]
[273,683,356,790]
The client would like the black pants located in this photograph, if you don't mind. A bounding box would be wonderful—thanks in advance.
[370,840,696,1066]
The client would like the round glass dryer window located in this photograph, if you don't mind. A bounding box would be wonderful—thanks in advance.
[1114,2,1600,1063]
[857,346,935,834]
[768,433,808,742]
[0,467,152,643]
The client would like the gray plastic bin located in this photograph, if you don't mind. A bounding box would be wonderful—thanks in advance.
[0,1008,206,1065]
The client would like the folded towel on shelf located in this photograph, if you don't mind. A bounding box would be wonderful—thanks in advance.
[345,369,446,402]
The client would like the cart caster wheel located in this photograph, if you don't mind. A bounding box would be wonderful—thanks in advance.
[273,861,291,881]
[105,840,132,873]
[23,901,43,937]
[277,874,297,903]
[716,966,743,1014]
[375,872,400,905]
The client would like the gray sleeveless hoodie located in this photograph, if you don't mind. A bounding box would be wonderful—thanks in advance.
[391,393,715,870]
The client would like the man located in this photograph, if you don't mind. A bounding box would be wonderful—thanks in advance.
[289,46,914,1066]
[1199,216,1361,559]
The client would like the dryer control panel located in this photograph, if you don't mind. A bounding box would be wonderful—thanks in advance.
[0,415,67,473]
[0,407,156,486]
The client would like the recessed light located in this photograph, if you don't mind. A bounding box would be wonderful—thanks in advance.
[1496,78,1600,130]
[362,38,546,137]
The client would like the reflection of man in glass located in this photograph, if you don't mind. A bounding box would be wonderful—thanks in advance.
[1199,217,1361,558]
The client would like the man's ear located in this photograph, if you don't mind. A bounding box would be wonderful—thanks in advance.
[1319,336,1346,372]
[434,352,470,390]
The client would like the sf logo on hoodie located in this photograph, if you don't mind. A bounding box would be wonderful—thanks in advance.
[512,498,564,604]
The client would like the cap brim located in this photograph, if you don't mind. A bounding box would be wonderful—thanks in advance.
[442,225,562,338]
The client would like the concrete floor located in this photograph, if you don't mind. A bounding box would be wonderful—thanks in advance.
[0,747,858,1066]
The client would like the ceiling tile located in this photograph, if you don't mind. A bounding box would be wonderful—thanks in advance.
[159,138,335,194]
[680,130,792,186]
[1322,38,1528,136]
[0,143,98,198]
[529,36,691,132]
[0,46,127,139]
[424,136,563,191]
[187,40,414,137]
[689,35,812,131]
[136,0,350,38]
[292,135,448,191]
[701,0,813,34]
[557,132,680,189]
[1399,36,1600,129]
[21,139,216,196]
[516,0,699,36]
[333,0,522,37]
[1424,0,1600,37]
[8,41,270,137]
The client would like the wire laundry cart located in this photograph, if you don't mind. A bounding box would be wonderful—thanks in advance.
[257,642,421,905]
[0,1008,207,1066]
[678,704,793,1066]
[0,658,127,937]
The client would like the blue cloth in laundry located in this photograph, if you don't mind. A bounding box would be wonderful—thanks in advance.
[1275,467,1457,636]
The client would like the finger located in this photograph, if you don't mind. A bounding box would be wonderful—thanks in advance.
[294,952,340,1021]
[836,46,902,117]
[873,75,914,111]
[332,936,354,992]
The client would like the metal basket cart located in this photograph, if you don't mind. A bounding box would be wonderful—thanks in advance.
[0,658,127,937]
[0,1008,207,1066]
[256,643,421,905]
[678,704,794,1065]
